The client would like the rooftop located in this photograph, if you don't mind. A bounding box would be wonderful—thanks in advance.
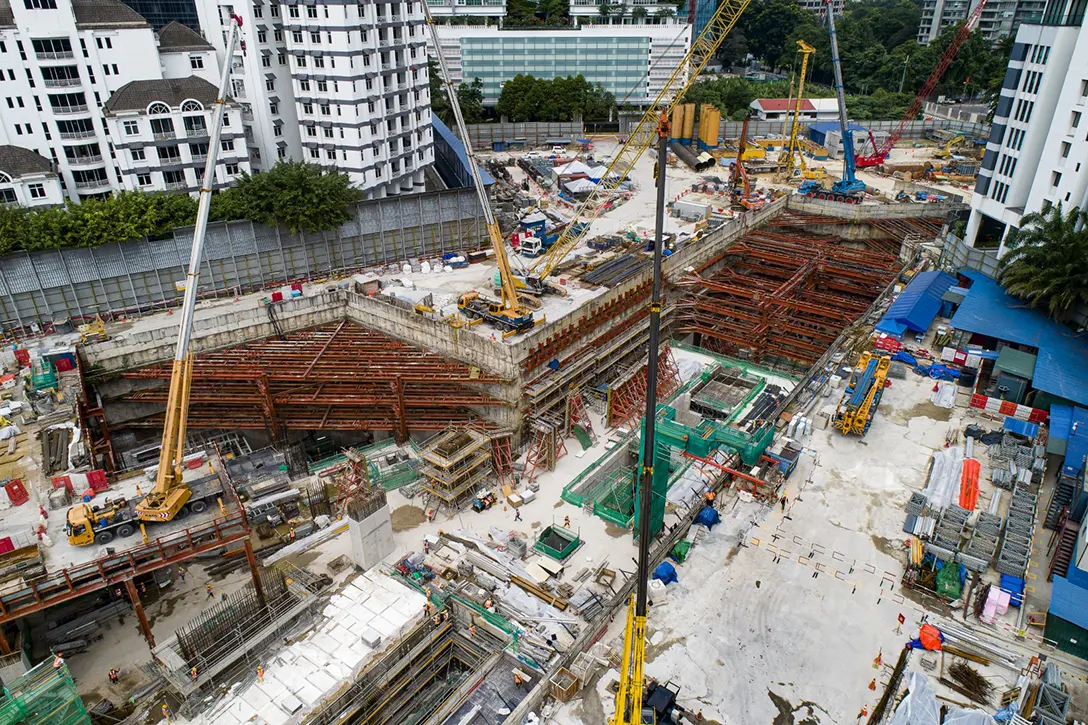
[0,0,12,27]
[71,0,150,28]
[0,146,55,179]
[157,20,213,51]
[104,76,221,114]
[751,98,816,112]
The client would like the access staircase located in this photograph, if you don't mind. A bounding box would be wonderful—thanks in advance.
[1048,514,1079,581]
[1044,474,1078,530]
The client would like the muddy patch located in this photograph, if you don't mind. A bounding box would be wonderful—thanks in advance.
[390,505,427,532]
[767,691,828,725]
[892,400,952,424]
[870,535,905,561]
[604,521,629,538]
[722,543,741,566]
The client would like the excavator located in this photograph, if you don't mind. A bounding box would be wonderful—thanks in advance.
[933,135,966,158]
[730,112,763,211]
[780,40,824,183]
[422,4,538,338]
[606,1,749,725]
[66,15,246,545]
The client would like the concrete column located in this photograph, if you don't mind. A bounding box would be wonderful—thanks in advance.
[347,497,394,572]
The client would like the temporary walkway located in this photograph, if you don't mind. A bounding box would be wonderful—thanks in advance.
[874,270,957,339]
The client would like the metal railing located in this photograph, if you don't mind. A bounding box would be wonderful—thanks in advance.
[43,77,81,88]
[67,154,103,165]
[73,178,110,189]
[166,180,188,190]
[153,130,177,140]
[52,104,89,114]
[58,129,96,140]
[35,50,74,60]
[191,153,208,163]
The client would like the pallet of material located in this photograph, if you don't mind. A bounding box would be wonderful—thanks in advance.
[509,575,569,611]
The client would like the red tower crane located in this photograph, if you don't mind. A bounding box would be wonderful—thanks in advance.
[855,0,990,168]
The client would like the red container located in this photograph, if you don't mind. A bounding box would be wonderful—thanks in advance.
[87,469,108,492]
[271,291,284,302]
[51,475,73,492]
[291,283,302,292]
[54,357,74,372]
[13,349,30,368]
[5,480,29,506]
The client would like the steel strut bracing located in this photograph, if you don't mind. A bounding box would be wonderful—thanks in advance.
[116,321,509,436]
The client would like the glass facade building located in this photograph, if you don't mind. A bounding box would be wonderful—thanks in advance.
[461,35,650,100]
[120,0,200,30]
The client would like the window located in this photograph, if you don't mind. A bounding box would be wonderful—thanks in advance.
[1062,141,1071,158]
[265,78,275,91]
[313,56,324,68]
[306,125,317,137]
[278,53,286,65]
[24,0,59,8]
[1052,171,1062,187]
[1073,111,1082,129]
[111,63,118,74]
[323,127,333,138]
[317,80,327,92]
[253,3,262,16]
[277,147,286,158]
[326,149,335,160]
[1082,79,1088,96]
[299,79,310,91]
[149,117,175,138]
[296,56,307,67]
[262,55,271,68]
[103,64,111,76]
[308,147,319,159]
[311,32,320,43]
[163,169,184,186]
[274,124,282,137]
[292,31,303,43]
[131,147,145,161]
[307,5,317,16]
[270,4,278,16]
[303,102,313,114]
[222,114,230,126]
[320,103,329,115]
[269,101,278,114]
[257,31,266,43]
[157,145,182,162]
[365,78,373,91]
[184,116,207,134]
[189,142,208,158]
[221,139,234,151]
[288,4,299,16]
[225,163,239,175]
[28,183,46,199]
[274,29,283,41]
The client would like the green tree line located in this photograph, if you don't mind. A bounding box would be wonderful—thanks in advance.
[497,74,616,122]
[0,162,359,256]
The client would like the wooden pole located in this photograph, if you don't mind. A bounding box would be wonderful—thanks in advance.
[125,579,156,649]
[244,537,265,605]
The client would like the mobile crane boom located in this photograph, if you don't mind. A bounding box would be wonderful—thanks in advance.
[422,4,535,337]
[855,0,990,167]
[521,0,750,296]
[136,14,244,522]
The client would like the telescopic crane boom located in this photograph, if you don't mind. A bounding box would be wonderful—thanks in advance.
[519,0,750,297]
[136,15,245,522]
[781,40,816,181]
[422,4,536,337]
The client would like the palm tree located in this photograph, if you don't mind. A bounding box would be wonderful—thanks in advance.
[998,202,1088,320]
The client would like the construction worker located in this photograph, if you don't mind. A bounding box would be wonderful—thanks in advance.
[205,583,214,600]
[288,527,296,542]
[162,703,173,723]
[108,668,119,684]
[484,596,494,611]
[563,515,571,528]
[52,652,64,669]
[513,672,524,687]
[221,592,229,602]
[256,665,264,683]
[190,666,198,682]
[139,581,147,595]
[514,509,522,522]
[469,624,477,636]
[704,490,716,506]
[780,495,788,512]
[423,539,430,554]
[178,568,186,583]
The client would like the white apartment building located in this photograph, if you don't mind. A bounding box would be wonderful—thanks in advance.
[104,76,251,192]
[567,0,678,22]
[156,19,218,84]
[197,0,435,198]
[432,22,692,106]
[964,9,1088,255]
[916,0,1044,44]
[0,144,63,205]
[425,0,504,19]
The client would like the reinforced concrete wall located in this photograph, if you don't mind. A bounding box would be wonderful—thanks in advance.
[0,188,486,336]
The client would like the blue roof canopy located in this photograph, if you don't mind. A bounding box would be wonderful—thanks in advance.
[1051,405,1075,441]
[875,271,958,339]
[1049,575,1088,631]
[430,112,494,189]
[1063,406,1088,478]
[950,270,1088,407]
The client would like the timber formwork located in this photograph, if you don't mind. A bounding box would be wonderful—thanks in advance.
[677,221,901,367]
[418,428,494,510]
[117,321,509,440]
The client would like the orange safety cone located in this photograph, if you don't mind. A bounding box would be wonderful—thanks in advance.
[873,650,882,669]
[868,678,877,691]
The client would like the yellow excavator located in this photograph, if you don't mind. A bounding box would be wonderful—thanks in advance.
[934,135,965,158]
[66,16,246,544]
[423,4,538,338]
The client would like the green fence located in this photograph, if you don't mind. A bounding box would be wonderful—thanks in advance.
[0,662,89,725]
[308,439,418,490]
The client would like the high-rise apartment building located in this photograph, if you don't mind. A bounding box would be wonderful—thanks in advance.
[197,0,435,198]
[917,0,1045,44]
[964,5,1088,255]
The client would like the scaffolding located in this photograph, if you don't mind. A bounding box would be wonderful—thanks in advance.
[523,415,568,484]
[606,348,681,430]
[418,427,494,511]
[0,661,89,725]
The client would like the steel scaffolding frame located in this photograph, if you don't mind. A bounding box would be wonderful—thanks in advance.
[117,321,509,439]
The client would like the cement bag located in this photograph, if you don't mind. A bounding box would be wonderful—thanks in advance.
[943,709,998,725]
[888,672,939,725]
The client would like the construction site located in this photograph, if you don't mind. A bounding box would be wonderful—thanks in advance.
[0,0,1085,724]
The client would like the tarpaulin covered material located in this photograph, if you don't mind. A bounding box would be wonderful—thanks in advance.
[875,271,958,339]
[1050,575,1088,630]
[669,540,692,563]
[694,506,721,529]
[652,561,678,585]
[959,457,980,510]
[952,270,1088,408]
[909,623,944,651]
[888,672,940,725]
[943,708,998,725]
[994,346,1037,380]
[999,574,1025,606]
[1002,417,1039,440]
[931,381,957,408]
[936,561,964,599]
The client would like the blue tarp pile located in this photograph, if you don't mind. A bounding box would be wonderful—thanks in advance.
[694,506,721,529]
[652,561,678,585]
[914,362,960,381]
[999,574,1024,607]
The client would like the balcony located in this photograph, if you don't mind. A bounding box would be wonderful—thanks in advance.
[153,131,177,140]
[52,104,89,115]
[59,129,97,140]
[191,153,208,164]
[36,50,74,61]
[74,178,110,190]
[165,181,188,191]
[67,154,103,166]
[44,77,81,88]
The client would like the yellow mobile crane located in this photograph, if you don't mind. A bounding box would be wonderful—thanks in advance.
[517,0,750,300]
[604,2,750,724]
[781,40,823,183]
[422,5,537,338]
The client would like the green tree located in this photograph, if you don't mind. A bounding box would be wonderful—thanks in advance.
[998,203,1088,320]
[428,58,452,125]
[632,5,647,21]
[714,28,749,68]
[739,0,807,64]
[213,162,360,235]
[457,78,485,124]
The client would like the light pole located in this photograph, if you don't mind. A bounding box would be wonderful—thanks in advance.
[898,54,910,93]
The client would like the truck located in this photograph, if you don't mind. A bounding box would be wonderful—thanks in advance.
[65,472,225,546]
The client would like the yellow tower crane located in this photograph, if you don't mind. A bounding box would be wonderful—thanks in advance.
[780,40,819,183]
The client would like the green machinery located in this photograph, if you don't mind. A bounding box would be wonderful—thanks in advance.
[634,404,776,539]
[0,661,90,725]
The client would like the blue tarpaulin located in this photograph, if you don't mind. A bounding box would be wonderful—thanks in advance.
[1003,417,1039,440]
[695,506,721,529]
[1062,406,1088,477]
[951,270,1088,408]
[999,574,1025,607]
[875,271,958,339]
[653,561,678,585]
[892,351,917,366]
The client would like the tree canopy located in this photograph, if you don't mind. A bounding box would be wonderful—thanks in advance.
[0,162,361,255]
[497,74,615,122]
[998,203,1088,321]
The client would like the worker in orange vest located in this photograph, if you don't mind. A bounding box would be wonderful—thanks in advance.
[257,665,264,683]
